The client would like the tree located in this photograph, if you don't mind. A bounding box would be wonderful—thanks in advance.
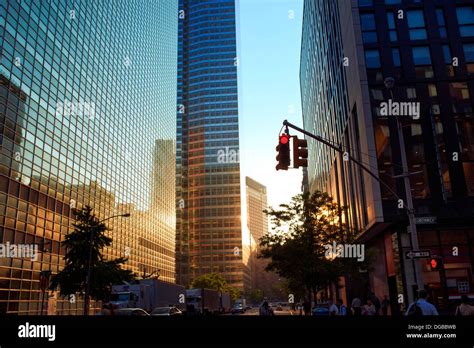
[50,206,135,303]
[259,191,372,304]
[247,288,264,304]
[191,272,241,301]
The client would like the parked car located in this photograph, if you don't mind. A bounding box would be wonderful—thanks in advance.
[115,308,150,316]
[151,306,183,316]
[231,303,245,314]
[312,303,329,316]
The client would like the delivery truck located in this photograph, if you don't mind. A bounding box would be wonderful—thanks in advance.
[110,279,186,312]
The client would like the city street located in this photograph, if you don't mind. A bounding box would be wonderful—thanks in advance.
[227,306,296,316]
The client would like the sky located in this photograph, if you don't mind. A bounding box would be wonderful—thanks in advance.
[237,0,304,209]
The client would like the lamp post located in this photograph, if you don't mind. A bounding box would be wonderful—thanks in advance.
[384,77,424,303]
[83,212,130,315]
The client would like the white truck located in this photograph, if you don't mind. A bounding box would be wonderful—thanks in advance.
[110,279,186,313]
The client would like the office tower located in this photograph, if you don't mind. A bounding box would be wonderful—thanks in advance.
[176,0,244,290]
[300,0,474,311]
[0,0,178,314]
[246,176,279,296]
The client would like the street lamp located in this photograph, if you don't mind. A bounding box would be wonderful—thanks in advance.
[83,212,130,315]
[384,77,424,301]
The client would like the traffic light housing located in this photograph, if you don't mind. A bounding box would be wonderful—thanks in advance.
[293,136,308,168]
[429,257,443,271]
[276,134,291,170]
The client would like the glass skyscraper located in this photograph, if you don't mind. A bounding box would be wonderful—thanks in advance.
[0,0,178,314]
[176,0,245,290]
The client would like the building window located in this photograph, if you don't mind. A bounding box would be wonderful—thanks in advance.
[455,118,474,195]
[407,10,427,40]
[365,49,381,68]
[392,48,401,67]
[365,50,382,81]
[428,84,438,97]
[358,0,373,6]
[456,7,474,37]
[412,46,433,78]
[450,82,472,115]
[436,9,447,38]
[387,12,398,41]
[385,0,401,4]
[360,13,377,43]
[443,45,455,77]
[464,43,474,75]
[371,89,384,101]
[406,87,417,99]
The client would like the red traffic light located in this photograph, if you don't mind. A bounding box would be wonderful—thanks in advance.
[430,259,437,269]
[279,134,289,145]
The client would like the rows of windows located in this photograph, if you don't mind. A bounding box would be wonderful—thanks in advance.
[360,6,474,45]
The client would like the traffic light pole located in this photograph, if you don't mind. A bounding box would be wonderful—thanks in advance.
[283,120,402,202]
[282,119,424,301]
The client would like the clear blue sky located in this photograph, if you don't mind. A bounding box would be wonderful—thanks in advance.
[237,0,304,208]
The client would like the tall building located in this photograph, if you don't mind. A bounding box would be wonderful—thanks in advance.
[246,177,279,297]
[0,0,178,314]
[176,0,245,290]
[301,0,474,313]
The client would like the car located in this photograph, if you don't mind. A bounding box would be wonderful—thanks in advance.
[151,306,183,316]
[115,308,150,316]
[245,305,252,311]
[275,305,283,311]
[312,304,329,316]
[231,304,245,314]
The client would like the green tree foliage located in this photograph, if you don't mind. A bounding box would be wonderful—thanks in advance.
[191,272,241,301]
[259,191,372,302]
[50,206,135,301]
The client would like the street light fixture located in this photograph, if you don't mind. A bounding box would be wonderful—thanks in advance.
[83,212,130,315]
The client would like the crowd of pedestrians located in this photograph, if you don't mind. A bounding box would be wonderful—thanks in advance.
[294,289,474,316]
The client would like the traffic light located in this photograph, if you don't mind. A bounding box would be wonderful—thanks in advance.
[429,257,443,271]
[293,136,308,168]
[276,134,291,170]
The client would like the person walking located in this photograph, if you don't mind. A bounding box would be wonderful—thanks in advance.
[369,292,381,316]
[381,295,390,316]
[455,295,474,316]
[337,299,347,316]
[405,289,439,316]
[351,297,362,316]
[362,299,376,316]
[328,298,339,316]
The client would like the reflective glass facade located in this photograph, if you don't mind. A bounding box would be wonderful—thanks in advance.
[176,0,244,290]
[0,0,178,314]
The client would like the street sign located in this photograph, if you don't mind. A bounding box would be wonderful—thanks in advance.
[415,216,437,224]
[405,250,431,259]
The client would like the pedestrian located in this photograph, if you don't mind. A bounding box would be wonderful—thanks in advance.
[328,298,338,316]
[405,289,439,316]
[351,297,362,316]
[455,295,474,316]
[303,300,311,316]
[381,295,390,316]
[369,292,381,316]
[362,299,376,316]
[337,299,347,316]
[259,301,274,316]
